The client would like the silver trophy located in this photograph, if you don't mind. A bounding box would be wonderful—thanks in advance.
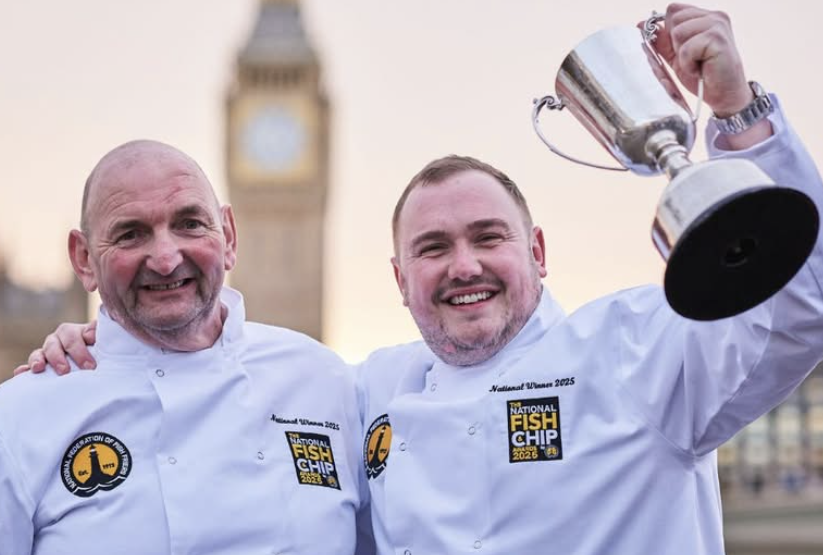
[532,13,818,320]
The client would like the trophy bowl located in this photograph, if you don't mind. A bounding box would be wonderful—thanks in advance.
[532,18,819,320]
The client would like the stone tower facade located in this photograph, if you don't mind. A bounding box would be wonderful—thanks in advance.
[226,0,329,340]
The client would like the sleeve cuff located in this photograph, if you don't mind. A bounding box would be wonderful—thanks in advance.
[706,93,786,158]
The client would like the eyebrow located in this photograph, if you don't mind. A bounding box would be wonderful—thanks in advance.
[409,230,449,252]
[107,219,145,238]
[105,205,215,237]
[408,218,512,251]
[467,218,511,233]
[175,204,214,223]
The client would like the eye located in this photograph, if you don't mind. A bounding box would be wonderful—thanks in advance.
[418,243,447,257]
[181,219,205,231]
[477,233,504,245]
[115,229,141,244]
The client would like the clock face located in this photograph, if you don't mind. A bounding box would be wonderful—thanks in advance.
[241,105,307,172]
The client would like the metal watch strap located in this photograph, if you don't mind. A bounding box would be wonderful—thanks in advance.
[713,81,774,135]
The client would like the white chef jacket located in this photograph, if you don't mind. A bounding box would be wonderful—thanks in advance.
[0,287,374,555]
[357,97,823,555]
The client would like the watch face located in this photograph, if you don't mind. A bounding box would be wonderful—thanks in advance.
[242,105,307,172]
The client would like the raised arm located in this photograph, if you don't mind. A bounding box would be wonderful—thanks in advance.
[618,3,823,455]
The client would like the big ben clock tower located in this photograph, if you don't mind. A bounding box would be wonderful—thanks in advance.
[226,0,329,339]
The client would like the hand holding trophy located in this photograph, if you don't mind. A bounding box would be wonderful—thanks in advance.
[533,4,818,320]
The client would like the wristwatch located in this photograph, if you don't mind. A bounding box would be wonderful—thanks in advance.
[713,81,773,135]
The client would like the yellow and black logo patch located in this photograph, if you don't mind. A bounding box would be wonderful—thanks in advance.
[507,397,563,463]
[363,414,391,480]
[60,432,132,497]
[285,431,340,490]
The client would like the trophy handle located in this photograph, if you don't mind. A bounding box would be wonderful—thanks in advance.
[531,95,629,172]
[643,11,704,124]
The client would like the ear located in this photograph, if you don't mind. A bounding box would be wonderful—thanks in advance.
[68,230,99,292]
[391,256,410,306]
[220,205,238,271]
[531,226,548,278]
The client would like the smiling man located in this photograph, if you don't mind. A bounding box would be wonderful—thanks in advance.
[0,140,372,555]
[13,4,823,555]
[391,161,546,367]
[356,5,823,553]
[71,141,231,350]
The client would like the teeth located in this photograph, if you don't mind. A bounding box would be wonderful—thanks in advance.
[147,280,186,291]
[449,291,492,305]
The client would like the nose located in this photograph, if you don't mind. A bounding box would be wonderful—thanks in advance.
[144,232,184,276]
[447,243,482,281]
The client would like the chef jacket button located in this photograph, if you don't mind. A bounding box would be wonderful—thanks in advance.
[257,451,265,460]
[468,426,477,435]
[399,442,407,451]
[430,383,437,392]
[155,368,165,377]
[168,456,177,465]
[474,540,482,549]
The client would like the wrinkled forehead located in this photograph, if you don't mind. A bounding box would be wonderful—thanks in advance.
[85,143,219,222]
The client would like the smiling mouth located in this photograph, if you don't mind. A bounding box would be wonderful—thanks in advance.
[448,291,494,306]
[144,279,189,292]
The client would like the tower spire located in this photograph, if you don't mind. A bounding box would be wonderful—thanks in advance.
[240,0,317,67]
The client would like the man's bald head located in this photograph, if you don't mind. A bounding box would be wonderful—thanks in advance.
[80,140,219,236]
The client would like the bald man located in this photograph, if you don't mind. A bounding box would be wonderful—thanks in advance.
[0,140,373,555]
[15,4,823,554]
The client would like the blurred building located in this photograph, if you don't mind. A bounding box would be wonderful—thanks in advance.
[719,364,823,494]
[0,258,87,382]
[720,362,823,554]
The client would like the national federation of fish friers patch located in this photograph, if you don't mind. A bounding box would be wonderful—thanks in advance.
[61,432,132,497]
[507,397,563,463]
[363,414,391,479]
[285,431,341,489]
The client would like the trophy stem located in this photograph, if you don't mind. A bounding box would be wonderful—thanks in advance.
[647,130,692,179]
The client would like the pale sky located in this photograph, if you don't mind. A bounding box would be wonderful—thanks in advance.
[2,0,821,362]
